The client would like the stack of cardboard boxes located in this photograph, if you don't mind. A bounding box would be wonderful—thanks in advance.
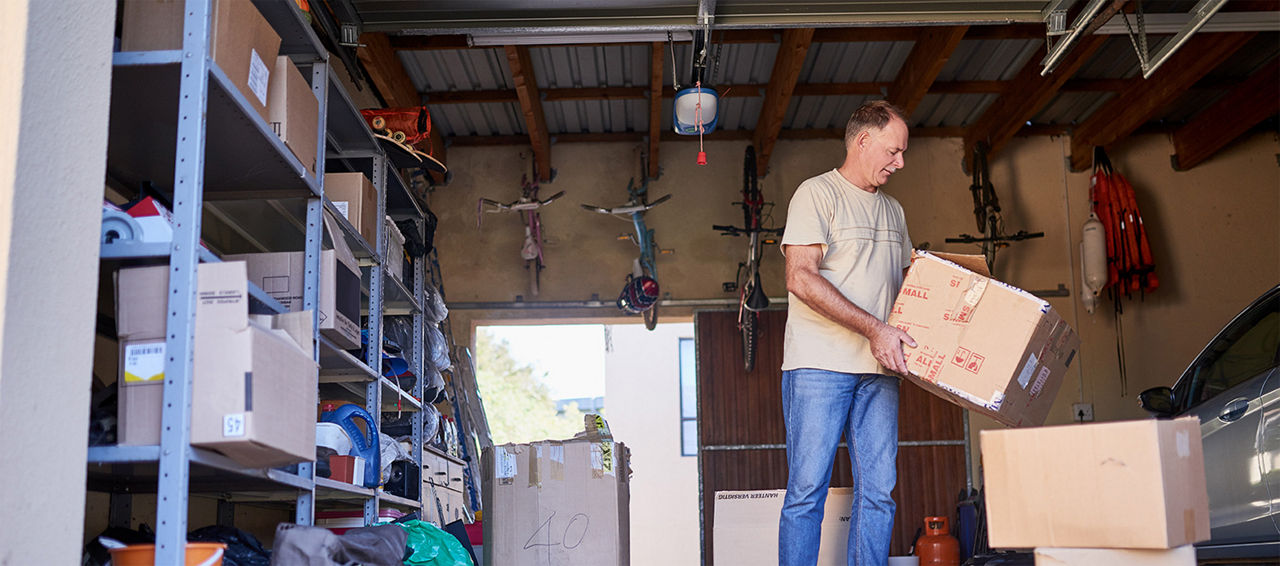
[122,0,318,177]
[115,261,318,467]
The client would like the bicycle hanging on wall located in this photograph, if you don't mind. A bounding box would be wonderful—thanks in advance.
[946,143,1043,273]
[713,146,783,371]
[477,158,565,297]
[581,151,672,330]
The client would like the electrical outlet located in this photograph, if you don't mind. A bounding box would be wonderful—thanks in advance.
[1072,403,1094,422]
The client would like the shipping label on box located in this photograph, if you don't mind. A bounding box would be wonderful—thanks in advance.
[888,251,1079,427]
[325,172,379,248]
[714,489,853,566]
[483,435,630,566]
[981,417,1210,549]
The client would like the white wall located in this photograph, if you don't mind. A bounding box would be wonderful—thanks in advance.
[0,0,115,563]
[604,321,700,566]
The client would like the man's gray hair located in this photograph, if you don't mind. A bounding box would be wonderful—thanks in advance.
[844,100,906,147]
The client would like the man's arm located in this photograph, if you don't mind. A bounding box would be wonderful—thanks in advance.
[785,243,916,375]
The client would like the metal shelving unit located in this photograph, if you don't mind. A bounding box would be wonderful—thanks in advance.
[92,1,437,563]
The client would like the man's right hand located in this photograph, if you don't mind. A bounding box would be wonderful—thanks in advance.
[869,323,916,376]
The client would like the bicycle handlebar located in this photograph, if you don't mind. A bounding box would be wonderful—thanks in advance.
[712,225,784,236]
[944,230,1045,244]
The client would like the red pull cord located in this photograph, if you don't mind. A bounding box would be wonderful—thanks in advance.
[696,81,708,165]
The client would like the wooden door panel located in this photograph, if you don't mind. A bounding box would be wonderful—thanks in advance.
[697,309,966,562]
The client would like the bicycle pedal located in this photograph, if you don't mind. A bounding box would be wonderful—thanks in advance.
[616,234,630,240]
[763,238,778,245]
[659,249,675,255]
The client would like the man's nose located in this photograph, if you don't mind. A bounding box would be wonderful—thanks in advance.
[894,153,905,169]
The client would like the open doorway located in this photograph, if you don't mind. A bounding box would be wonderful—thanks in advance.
[474,320,700,566]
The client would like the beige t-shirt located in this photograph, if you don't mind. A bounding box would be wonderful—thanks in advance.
[780,169,913,374]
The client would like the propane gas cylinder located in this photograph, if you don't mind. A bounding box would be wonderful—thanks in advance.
[916,516,960,566]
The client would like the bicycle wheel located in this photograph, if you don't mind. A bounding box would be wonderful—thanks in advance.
[741,306,758,372]
[528,259,540,297]
[984,212,999,273]
[743,146,758,228]
[643,302,658,330]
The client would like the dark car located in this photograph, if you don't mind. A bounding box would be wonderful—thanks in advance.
[1139,284,1280,560]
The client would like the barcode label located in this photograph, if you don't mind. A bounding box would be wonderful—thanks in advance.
[123,342,165,383]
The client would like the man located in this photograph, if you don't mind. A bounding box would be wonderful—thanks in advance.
[777,100,915,566]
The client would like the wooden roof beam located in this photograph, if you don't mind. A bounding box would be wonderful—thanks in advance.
[505,45,553,182]
[1068,32,1257,171]
[753,28,814,177]
[648,42,663,179]
[1172,57,1280,171]
[963,33,1107,171]
[886,26,969,116]
[357,32,446,175]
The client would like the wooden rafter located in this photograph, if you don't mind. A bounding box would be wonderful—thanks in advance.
[421,75,1238,106]
[445,123,1070,147]
[753,28,814,177]
[505,45,552,182]
[649,42,663,179]
[886,26,968,116]
[1068,32,1257,171]
[1172,57,1280,171]
[357,32,446,174]
[962,33,1107,171]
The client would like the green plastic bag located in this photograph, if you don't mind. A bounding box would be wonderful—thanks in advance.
[398,520,474,566]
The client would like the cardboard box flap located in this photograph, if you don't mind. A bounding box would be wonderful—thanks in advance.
[323,208,359,271]
[927,251,990,277]
[247,310,314,355]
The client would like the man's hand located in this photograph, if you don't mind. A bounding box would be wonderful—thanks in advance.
[869,323,916,376]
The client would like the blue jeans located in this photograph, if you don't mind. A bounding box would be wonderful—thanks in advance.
[779,369,899,566]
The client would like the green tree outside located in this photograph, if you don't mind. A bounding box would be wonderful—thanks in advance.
[474,329,592,444]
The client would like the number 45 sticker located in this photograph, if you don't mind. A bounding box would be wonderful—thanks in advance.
[223,413,246,438]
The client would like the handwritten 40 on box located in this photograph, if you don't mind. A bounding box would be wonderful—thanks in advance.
[887,252,1080,427]
[482,417,630,566]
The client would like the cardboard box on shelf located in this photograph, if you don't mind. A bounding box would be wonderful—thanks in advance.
[224,210,361,349]
[325,172,379,248]
[887,251,1080,427]
[713,488,853,565]
[1033,545,1196,566]
[115,261,318,467]
[482,416,630,566]
[981,417,1209,549]
[268,55,319,174]
[121,0,281,123]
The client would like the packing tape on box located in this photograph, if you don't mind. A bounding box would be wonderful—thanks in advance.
[495,446,518,486]
[548,443,564,481]
[529,444,541,488]
[590,441,615,478]
[949,274,989,324]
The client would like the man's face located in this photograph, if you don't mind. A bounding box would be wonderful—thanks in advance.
[851,117,908,189]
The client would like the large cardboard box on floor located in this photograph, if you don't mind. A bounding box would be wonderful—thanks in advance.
[225,210,361,349]
[115,261,318,467]
[482,416,630,566]
[121,0,281,123]
[981,417,1209,549]
[887,251,1080,427]
[326,172,379,248]
[268,55,320,175]
[1034,546,1196,566]
[714,488,853,565]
